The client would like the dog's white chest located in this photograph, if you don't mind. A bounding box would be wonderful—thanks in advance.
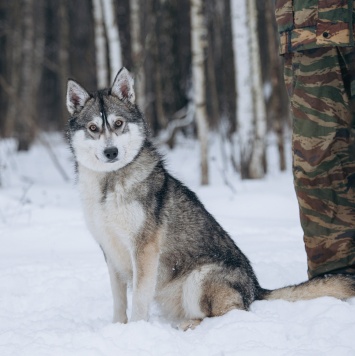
[101,190,145,240]
[78,169,145,270]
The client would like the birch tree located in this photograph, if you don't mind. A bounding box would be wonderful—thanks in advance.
[93,0,122,87]
[102,0,122,81]
[247,0,267,179]
[92,0,108,88]
[190,0,209,185]
[231,0,252,178]
[231,0,266,179]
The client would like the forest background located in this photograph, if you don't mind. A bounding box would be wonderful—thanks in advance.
[0,0,290,184]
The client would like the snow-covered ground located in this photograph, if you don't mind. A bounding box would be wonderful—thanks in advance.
[1,135,355,356]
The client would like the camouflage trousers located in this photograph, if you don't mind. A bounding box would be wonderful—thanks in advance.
[284,47,355,279]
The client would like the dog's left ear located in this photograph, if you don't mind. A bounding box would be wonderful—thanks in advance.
[111,67,135,104]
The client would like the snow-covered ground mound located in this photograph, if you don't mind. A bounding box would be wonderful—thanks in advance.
[1,136,354,356]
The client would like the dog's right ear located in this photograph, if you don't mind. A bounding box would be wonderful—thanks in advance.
[66,79,90,115]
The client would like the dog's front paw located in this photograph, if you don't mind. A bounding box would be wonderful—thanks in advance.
[178,319,202,331]
[130,313,148,323]
[113,312,128,324]
[130,305,149,322]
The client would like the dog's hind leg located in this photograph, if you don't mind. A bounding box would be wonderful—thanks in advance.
[199,284,245,318]
[179,290,244,331]
[179,266,246,330]
[107,261,128,323]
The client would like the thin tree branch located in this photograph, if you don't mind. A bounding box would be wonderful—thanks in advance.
[38,134,70,182]
[153,102,195,146]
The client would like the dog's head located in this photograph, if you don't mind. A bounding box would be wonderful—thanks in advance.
[66,68,146,172]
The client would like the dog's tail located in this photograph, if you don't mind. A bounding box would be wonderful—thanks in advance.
[259,274,355,302]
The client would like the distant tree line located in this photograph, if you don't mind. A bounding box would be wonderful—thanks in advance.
[0,0,289,182]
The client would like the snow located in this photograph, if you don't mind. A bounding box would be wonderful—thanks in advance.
[1,135,355,356]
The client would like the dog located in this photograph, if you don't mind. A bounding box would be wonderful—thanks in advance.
[66,68,355,330]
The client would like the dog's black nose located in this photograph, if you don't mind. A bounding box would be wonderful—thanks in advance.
[104,147,118,160]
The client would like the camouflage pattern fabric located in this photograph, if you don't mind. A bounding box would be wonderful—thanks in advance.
[276,1,355,278]
[276,0,355,54]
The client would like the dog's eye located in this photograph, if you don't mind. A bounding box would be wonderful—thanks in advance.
[114,120,123,128]
[89,124,98,132]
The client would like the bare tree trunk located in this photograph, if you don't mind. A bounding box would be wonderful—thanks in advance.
[33,1,45,91]
[154,55,167,129]
[17,0,37,151]
[190,0,209,185]
[4,1,21,138]
[93,0,109,88]
[206,23,220,128]
[102,0,122,81]
[130,0,145,110]
[247,0,267,179]
[265,0,287,172]
[231,0,251,178]
[59,0,70,127]
[149,0,167,131]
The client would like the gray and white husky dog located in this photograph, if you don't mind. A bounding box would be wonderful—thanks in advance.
[66,68,355,330]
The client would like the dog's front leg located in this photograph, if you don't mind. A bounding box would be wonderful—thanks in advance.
[107,261,128,323]
[130,240,160,322]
